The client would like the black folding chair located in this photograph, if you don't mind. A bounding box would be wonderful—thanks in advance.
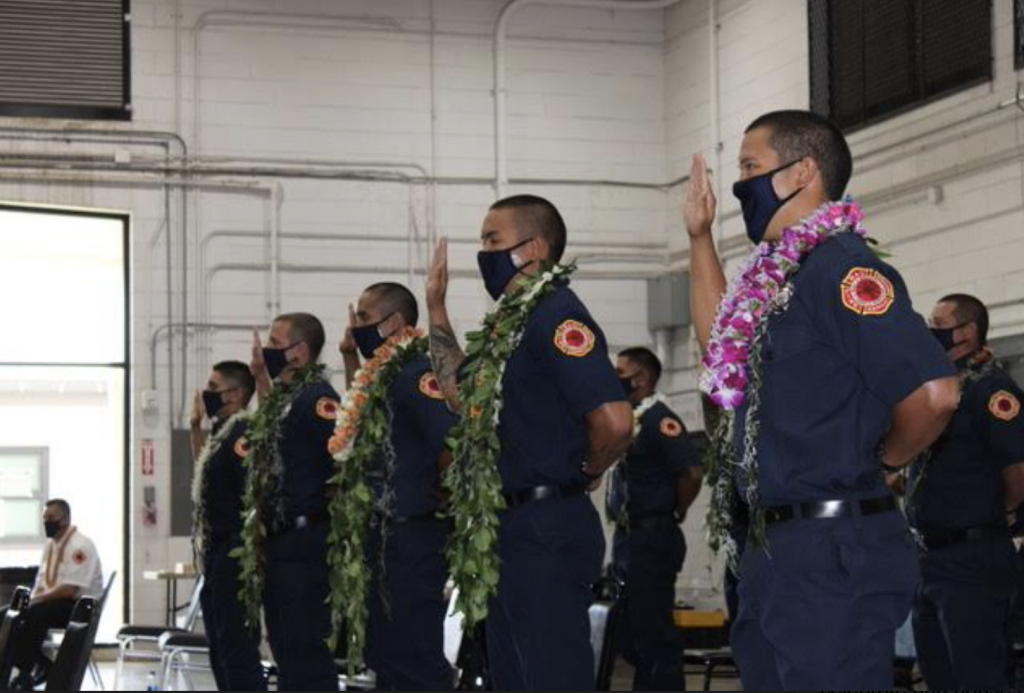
[41,572,118,690]
[45,597,100,692]
[114,575,205,689]
[0,587,31,692]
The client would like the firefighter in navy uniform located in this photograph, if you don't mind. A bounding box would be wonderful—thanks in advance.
[189,361,267,691]
[607,347,702,691]
[426,195,634,691]
[684,110,960,690]
[250,313,341,691]
[339,283,458,691]
[904,294,1024,691]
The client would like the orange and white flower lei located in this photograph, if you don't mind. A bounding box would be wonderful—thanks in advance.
[328,327,426,461]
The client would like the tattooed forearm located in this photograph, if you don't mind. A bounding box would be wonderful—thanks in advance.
[429,320,466,411]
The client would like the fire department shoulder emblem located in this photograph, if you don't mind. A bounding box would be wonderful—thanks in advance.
[554,320,596,358]
[841,267,896,317]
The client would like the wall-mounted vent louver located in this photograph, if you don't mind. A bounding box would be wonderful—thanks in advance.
[0,0,131,121]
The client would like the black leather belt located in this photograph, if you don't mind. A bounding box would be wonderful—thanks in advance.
[764,495,897,526]
[503,485,585,508]
[274,511,329,536]
[917,526,1009,552]
[627,515,679,532]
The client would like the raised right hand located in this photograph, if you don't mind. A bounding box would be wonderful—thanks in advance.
[251,328,271,399]
[190,390,205,428]
[683,154,718,240]
[339,304,358,357]
[426,238,450,314]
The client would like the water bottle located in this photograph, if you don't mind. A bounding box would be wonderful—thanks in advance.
[146,671,159,691]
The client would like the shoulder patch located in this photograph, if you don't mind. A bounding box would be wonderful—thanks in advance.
[554,320,596,358]
[234,437,251,458]
[316,397,340,422]
[660,418,684,438]
[72,550,87,566]
[419,372,445,400]
[840,267,896,317]
[989,390,1021,422]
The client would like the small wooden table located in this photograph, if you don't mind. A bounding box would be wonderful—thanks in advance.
[143,565,198,627]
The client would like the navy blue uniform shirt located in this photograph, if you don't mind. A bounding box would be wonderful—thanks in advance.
[204,416,249,540]
[368,354,458,518]
[278,379,341,520]
[494,281,626,492]
[610,401,702,521]
[909,366,1024,531]
[736,233,955,504]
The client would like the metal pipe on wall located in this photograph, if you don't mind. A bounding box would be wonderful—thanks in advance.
[493,0,687,197]
[205,261,665,286]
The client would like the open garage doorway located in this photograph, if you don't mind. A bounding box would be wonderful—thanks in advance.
[0,203,129,641]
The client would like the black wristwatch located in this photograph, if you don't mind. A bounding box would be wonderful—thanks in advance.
[881,461,902,475]
[877,440,901,475]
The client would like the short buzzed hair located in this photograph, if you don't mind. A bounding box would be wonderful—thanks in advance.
[940,293,990,345]
[213,360,256,403]
[618,347,663,387]
[746,110,853,201]
[275,313,326,361]
[46,499,71,521]
[364,283,419,327]
[490,195,568,263]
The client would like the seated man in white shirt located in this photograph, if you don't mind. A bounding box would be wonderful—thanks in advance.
[6,499,103,691]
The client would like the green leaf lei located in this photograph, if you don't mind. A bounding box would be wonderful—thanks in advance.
[444,262,576,629]
[235,363,328,631]
[192,411,249,570]
[326,331,429,673]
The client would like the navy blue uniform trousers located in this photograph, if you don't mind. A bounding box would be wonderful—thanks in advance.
[913,537,1018,690]
[732,512,919,691]
[263,522,336,691]
[200,541,267,691]
[365,519,453,691]
[487,495,605,691]
[614,524,686,691]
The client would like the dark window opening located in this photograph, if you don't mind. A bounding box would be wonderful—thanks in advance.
[1016,0,1024,71]
[810,0,992,132]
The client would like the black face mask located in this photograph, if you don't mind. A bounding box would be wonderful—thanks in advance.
[202,390,226,419]
[262,343,299,381]
[478,238,535,301]
[733,160,804,244]
[352,313,396,360]
[44,520,62,539]
[930,324,972,368]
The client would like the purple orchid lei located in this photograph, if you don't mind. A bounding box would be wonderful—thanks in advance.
[702,198,868,567]
[700,198,867,410]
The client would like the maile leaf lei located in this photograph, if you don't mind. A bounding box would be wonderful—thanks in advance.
[234,363,328,631]
[326,328,428,673]
[444,262,576,628]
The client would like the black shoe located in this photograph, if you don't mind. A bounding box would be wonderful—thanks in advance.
[10,673,34,691]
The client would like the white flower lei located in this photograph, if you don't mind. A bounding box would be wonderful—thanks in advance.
[191,411,249,563]
[632,393,667,438]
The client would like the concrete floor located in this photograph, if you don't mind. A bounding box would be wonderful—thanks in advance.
[87,656,744,691]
